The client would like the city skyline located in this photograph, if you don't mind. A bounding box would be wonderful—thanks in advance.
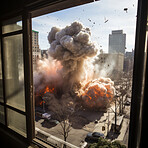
[32,0,138,53]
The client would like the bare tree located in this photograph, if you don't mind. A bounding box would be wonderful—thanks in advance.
[48,97,75,144]
[110,70,132,132]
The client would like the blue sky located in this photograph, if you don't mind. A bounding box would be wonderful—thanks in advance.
[32,0,138,53]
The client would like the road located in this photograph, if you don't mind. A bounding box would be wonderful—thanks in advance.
[35,107,130,147]
[35,119,91,147]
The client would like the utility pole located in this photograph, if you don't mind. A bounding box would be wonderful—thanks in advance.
[115,97,117,132]
[107,111,110,133]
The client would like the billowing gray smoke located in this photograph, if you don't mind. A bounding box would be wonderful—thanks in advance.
[48,22,98,90]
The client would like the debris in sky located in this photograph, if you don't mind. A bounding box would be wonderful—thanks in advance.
[104,17,109,23]
[88,19,91,22]
[124,8,128,13]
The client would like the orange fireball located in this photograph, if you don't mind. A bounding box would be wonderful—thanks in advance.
[81,77,115,109]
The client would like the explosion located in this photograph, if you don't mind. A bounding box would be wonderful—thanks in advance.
[80,78,115,109]
[34,21,115,110]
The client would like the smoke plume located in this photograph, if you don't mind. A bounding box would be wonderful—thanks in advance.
[48,21,98,90]
[34,57,63,93]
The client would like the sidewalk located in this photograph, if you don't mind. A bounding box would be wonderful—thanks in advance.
[116,118,129,141]
[93,112,114,136]
[92,110,129,142]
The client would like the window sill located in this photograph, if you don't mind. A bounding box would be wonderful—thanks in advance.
[33,138,55,148]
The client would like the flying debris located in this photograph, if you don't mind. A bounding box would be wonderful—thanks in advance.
[104,17,109,23]
[88,19,91,22]
[124,8,128,13]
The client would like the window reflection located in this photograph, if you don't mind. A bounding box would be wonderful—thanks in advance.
[0,43,3,102]
[2,16,22,34]
[3,34,25,111]
[7,108,26,137]
[0,105,5,124]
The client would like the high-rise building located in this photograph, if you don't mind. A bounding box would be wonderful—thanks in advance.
[109,30,126,54]
[32,30,41,69]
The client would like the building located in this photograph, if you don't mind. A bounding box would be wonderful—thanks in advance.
[109,30,126,54]
[95,53,124,79]
[41,49,48,59]
[32,30,41,69]
[124,50,134,72]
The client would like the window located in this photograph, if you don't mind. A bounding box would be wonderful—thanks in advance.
[0,16,26,137]
[0,14,34,142]
[31,0,146,148]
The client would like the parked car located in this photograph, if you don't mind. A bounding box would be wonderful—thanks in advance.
[49,119,60,125]
[42,113,51,120]
[124,100,131,106]
[85,132,105,143]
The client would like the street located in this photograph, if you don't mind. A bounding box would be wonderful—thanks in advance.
[35,104,130,147]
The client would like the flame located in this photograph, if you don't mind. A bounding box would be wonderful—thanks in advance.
[44,86,55,94]
[40,100,45,106]
[36,85,55,97]
[81,77,115,109]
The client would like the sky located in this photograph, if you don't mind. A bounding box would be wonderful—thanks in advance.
[32,0,138,53]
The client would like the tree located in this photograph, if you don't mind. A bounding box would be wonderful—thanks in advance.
[114,71,132,115]
[110,70,133,132]
[50,103,72,142]
[48,95,76,145]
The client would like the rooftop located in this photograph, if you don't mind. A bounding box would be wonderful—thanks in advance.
[32,30,39,33]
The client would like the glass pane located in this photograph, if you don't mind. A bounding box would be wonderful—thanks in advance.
[0,105,5,124]
[3,34,25,111]
[7,108,26,137]
[2,16,22,34]
[0,42,4,102]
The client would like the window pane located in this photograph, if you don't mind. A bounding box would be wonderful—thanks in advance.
[7,108,26,137]
[0,105,5,124]
[0,42,3,102]
[2,16,22,34]
[3,34,25,111]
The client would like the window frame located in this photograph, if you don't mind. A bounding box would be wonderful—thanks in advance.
[128,0,148,147]
[0,12,35,143]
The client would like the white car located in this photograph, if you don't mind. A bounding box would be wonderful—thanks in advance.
[42,113,51,120]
